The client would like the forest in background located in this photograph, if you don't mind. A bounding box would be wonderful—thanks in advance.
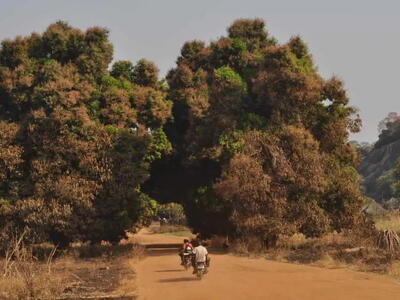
[0,19,372,249]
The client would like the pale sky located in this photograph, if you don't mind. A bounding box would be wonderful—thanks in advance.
[1,0,399,142]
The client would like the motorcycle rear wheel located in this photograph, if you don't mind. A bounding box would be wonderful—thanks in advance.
[196,270,203,280]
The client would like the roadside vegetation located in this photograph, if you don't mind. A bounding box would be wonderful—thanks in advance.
[0,21,171,249]
[150,203,193,236]
[227,212,400,279]
[0,18,367,251]
[1,17,400,298]
[151,224,192,236]
[375,212,400,233]
[0,231,142,299]
[227,231,399,279]
[149,18,366,248]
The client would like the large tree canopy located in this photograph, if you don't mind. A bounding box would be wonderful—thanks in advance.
[1,19,366,247]
[148,19,364,244]
[0,21,171,245]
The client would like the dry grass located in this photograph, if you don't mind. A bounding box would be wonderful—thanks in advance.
[0,270,64,300]
[376,230,400,252]
[0,232,65,300]
[230,230,400,279]
[375,212,400,233]
[230,236,267,255]
[230,239,250,256]
[387,261,400,279]
[67,242,143,260]
[150,224,188,233]
[57,242,141,299]
[115,258,139,298]
[232,232,349,263]
[277,233,308,249]
[209,236,229,249]
[56,256,136,299]
[314,253,343,268]
[0,233,141,300]
[130,243,146,261]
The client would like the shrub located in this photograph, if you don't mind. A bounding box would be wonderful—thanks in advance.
[157,203,186,225]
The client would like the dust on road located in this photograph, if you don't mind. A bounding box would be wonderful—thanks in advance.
[134,228,400,300]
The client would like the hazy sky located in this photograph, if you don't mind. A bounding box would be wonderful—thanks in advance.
[1,0,399,142]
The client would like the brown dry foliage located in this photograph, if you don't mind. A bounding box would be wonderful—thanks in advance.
[0,21,171,246]
[157,18,365,246]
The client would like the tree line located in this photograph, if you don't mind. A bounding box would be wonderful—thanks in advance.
[0,19,366,248]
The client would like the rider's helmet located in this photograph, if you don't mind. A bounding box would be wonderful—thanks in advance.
[184,239,189,243]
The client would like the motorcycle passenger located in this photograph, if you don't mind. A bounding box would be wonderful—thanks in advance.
[179,239,193,265]
[192,240,209,274]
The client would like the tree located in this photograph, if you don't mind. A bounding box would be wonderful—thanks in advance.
[150,18,364,245]
[0,22,171,246]
[378,112,400,134]
[351,141,373,158]
[110,60,135,82]
[132,59,159,88]
[375,112,400,149]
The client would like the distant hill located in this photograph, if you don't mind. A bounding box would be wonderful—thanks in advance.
[358,113,400,202]
[359,139,400,201]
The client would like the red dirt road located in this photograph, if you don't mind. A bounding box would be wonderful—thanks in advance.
[134,229,400,300]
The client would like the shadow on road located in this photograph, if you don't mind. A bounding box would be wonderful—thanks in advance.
[159,277,198,283]
[61,297,134,300]
[144,243,227,257]
[144,243,181,249]
[146,248,179,257]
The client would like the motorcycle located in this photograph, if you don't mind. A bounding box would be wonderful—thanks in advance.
[182,252,192,270]
[195,261,208,279]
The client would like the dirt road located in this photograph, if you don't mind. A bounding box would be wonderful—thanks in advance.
[134,229,400,300]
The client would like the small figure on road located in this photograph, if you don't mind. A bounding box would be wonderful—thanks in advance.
[192,240,210,274]
[160,217,168,226]
[179,239,193,265]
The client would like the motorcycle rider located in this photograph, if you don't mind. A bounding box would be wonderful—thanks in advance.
[179,239,193,265]
[192,240,210,274]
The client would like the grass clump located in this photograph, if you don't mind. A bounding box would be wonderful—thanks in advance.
[0,232,64,300]
[229,227,400,279]
[375,212,400,233]
[0,230,140,300]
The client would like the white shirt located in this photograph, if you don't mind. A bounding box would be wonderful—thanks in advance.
[193,245,208,262]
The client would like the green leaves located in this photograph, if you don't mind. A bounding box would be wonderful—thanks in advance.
[110,60,134,82]
[219,131,245,156]
[132,59,159,87]
[214,66,247,92]
[227,19,270,50]
[145,128,172,162]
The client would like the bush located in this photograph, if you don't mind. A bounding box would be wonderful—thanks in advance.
[1,231,64,300]
[157,203,186,225]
